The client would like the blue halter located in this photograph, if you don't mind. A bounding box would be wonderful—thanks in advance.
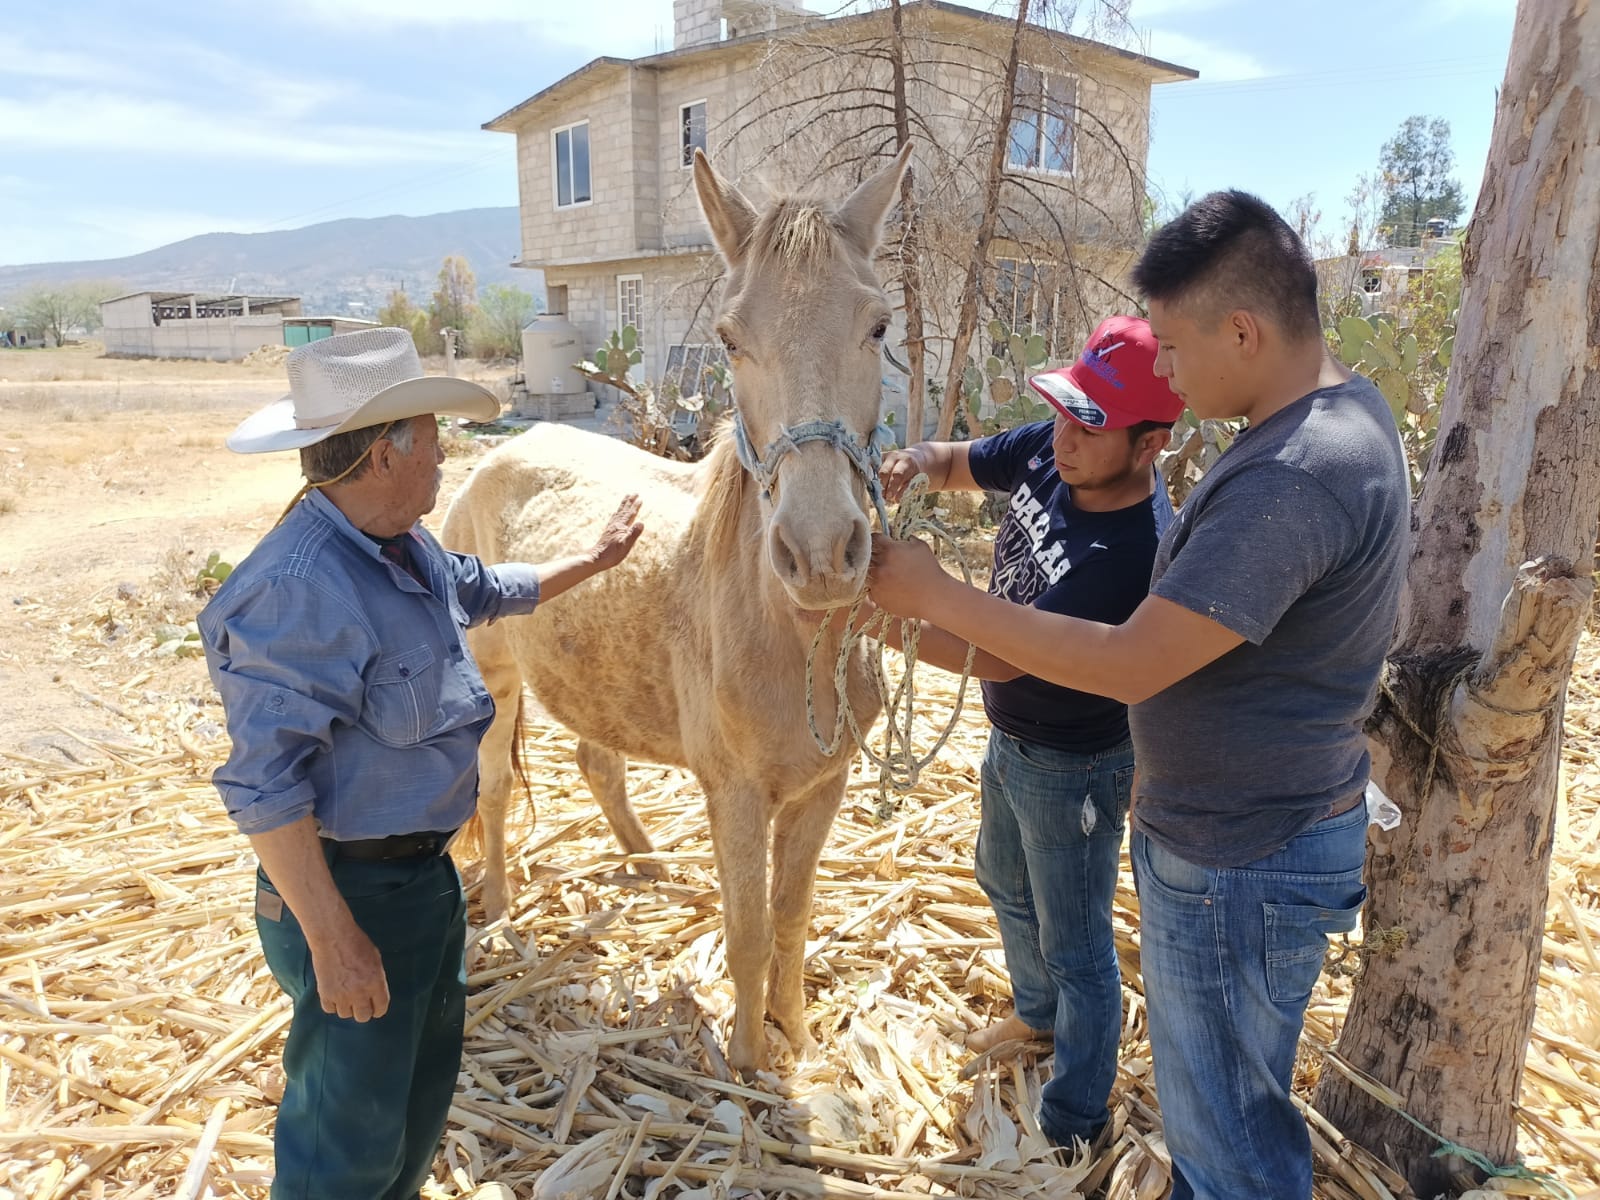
[731,408,897,532]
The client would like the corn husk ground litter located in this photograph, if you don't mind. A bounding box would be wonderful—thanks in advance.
[3,641,1599,1200]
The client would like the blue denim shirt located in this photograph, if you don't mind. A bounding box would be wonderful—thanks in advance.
[199,489,540,840]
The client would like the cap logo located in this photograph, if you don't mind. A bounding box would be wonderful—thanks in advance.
[1078,337,1126,389]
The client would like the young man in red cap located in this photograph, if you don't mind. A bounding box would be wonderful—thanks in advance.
[874,315,1181,1147]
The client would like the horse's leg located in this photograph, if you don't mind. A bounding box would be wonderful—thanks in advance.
[766,771,845,1060]
[705,779,772,1075]
[574,738,663,878]
[471,624,525,923]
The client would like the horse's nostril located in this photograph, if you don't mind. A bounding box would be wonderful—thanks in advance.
[769,523,807,586]
[842,521,870,574]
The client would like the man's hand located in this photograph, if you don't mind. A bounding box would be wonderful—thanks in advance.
[307,921,390,1022]
[590,494,643,570]
[867,533,949,621]
[878,447,929,504]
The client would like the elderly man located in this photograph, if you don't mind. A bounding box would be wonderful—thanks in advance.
[200,328,641,1200]
[870,193,1408,1198]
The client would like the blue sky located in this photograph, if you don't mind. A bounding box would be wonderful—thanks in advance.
[1,0,1514,267]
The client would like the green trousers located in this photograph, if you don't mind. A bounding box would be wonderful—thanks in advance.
[256,852,466,1200]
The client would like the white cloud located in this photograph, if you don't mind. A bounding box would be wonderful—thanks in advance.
[0,91,486,165]
[1141,30,1269,81]
[1128,0,1237,17]
[275,0,668,56]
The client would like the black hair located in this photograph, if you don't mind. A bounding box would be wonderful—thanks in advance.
[1125,419,1175,445]
[1132,190,1321,341]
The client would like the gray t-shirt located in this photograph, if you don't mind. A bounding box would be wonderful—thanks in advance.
[1129,375,1409,868]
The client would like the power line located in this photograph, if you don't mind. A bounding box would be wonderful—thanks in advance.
[252,146,514,233]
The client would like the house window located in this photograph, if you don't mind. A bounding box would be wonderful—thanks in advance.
[993,257,1059,351]
[664,342,728,396]
[617,274,643,338]
[1362,269,1383,294]
[553,121,592,209]
[1008,67,1076,174]
[680,100,708,167]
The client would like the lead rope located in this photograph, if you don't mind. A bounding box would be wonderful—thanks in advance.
[804,472,978,819]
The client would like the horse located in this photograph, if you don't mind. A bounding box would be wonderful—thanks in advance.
[442,144,910,1072]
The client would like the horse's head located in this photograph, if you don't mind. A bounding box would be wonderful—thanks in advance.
[693,145,912,610]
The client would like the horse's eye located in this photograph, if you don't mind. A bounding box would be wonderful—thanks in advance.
[870,321,888,342]
[719,333,739,356]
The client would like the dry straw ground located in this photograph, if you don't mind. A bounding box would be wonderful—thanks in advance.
[1,345,1597,1200]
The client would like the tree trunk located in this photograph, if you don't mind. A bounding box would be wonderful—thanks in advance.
[1316,3,1600,1194]
[889,0,929,443]
[934,0,1030,440]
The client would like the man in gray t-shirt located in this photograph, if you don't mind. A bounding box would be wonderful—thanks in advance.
[1132,374,1408,867]
[869,191,1408,1199]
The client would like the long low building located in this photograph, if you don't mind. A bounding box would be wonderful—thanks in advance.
[100,291,303,360]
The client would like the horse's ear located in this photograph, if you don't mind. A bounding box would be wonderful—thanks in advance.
[834,143,913,256]
[693,148,758,267]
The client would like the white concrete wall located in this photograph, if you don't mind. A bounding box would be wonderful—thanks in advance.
[104,315,285,360]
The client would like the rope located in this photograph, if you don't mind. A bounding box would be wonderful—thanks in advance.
[272,419,398,527]
[1319,1049,1576,1198]
[804,473,977,819]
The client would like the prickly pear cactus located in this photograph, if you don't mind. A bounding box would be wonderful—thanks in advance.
[961,318,1056,436]
[1334,306,1456,489]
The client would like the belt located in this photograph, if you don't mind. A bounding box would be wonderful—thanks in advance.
[321,831,455,862]
[1323,791,1365,821]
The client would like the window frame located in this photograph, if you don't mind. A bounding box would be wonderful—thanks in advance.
[1007,66,1077,177]
[551,119,593,210]
[992,256,1062,352]
[616,273,644,340]
[679,99,708,168]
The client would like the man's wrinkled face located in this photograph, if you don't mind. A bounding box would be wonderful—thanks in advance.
[392,416,444,519]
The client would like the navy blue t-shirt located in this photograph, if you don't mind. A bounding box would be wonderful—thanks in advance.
[967,420,1173,752]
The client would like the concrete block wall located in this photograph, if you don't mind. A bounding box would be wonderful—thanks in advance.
[516,75,641,268]
[674,0,721,49]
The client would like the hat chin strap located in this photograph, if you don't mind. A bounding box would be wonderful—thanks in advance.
[274,419,398,527]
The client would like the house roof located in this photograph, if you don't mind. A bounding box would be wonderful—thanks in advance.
[483,0,1197,132]
[101,291,299,307]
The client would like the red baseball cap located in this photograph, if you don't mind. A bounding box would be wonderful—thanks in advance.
[1027,315,1184,430]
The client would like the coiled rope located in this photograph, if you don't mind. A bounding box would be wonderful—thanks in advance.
[804,473,977,818]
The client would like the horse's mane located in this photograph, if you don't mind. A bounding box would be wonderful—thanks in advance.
[746,198,840,270]
[692,419,751,558]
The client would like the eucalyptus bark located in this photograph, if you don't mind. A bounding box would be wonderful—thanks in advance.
[1315,3,1600,1193]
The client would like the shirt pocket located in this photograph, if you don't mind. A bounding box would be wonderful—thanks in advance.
[360,642,441,746]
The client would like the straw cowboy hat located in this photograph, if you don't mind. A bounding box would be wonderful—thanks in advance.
[227,326,499,454]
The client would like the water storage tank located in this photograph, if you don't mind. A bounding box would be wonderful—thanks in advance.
[521,314,587,396]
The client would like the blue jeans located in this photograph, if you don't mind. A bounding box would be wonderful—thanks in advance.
[975,729,1133,1142]
[257,852,467,1200]
[1132,802,1368,1200]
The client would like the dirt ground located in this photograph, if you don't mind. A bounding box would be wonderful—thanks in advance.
[0,343,507,762]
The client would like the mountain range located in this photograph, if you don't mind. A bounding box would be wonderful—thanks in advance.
[0,208,538,314]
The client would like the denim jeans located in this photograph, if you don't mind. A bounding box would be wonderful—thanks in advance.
[1132,801,1368,1200]
[975,729,1133,1143]
[256,852,467,1200]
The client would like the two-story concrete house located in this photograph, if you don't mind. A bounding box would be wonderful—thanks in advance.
[484,0,1194,426]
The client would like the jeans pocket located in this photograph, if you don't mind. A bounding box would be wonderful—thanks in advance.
[1264,892,1366,1004]
[1134,831,1213,901]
